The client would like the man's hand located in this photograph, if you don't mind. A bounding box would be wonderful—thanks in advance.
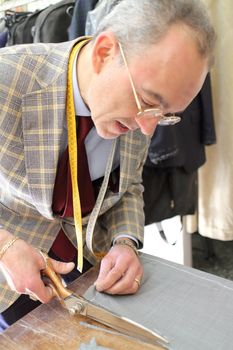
[94,243,143,295]
[0,229,74,303]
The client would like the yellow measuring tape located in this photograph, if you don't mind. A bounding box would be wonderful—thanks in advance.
[66,38,91,272]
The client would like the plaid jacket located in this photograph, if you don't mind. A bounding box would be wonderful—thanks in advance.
[0,38,150,311]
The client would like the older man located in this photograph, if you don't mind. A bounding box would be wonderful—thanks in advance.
[0,0,215,327]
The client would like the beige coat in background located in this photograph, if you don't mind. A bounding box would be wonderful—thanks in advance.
[198,0,233,240]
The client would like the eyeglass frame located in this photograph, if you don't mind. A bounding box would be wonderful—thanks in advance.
[118,42,181,126]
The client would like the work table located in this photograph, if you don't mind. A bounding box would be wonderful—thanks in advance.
[1,253,233,350]
[0,262,162,350]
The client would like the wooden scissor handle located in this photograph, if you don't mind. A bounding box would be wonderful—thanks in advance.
[41,251,72,300]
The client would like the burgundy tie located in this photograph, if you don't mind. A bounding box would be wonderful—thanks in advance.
[76,116,96,215]
[51,116,95,261]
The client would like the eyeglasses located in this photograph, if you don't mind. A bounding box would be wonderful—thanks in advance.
[118,42,181,126]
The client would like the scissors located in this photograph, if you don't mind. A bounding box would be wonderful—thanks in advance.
[41,252,169,349]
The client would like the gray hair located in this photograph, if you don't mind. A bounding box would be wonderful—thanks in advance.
[91,0,216,66]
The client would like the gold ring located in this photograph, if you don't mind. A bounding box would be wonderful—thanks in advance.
[134,277,141,287]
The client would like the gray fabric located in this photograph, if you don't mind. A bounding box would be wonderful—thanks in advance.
[84,253,233,349]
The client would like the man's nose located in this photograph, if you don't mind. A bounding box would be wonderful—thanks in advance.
[135,116,159,135]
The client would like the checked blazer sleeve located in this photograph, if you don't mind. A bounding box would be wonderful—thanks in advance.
[0,40,75,311]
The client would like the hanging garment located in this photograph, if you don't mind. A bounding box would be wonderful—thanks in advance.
[33,0,75,43]
[0,29,8,48]
[68,0,99,40]
[143,74,216,223]
[197,0,233,240]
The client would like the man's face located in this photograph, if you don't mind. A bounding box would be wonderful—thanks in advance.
[85,26,208,139]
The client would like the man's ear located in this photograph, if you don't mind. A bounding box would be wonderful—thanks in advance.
[91,32,118,74]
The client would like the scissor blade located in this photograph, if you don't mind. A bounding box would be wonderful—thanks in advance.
[41,257,168,348]
[85,299,169,348]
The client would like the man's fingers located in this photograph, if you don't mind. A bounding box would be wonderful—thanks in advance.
[25,258,75,303]
[95,255,113,286]
[25,279,54,304]
[95,256,126,292]
[43,284,55,302]
[103,269,139,295]
[50,258,75,275]
[95,267,124,292]
[95,246,143,295]
[36,252,75,275]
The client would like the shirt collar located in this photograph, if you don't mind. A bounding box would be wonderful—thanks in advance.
[72,52,91,117]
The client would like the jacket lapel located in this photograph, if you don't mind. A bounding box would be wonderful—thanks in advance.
[20,40,79,218]
[22,87,66,219]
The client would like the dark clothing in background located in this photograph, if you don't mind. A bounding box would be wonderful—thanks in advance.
[146,76,216,172]
[143,166,198,224]
[69,0,98,39]
[143,74,216,224]
[0,30,8,48]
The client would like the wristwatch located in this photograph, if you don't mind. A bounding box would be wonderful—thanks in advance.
[113,238,139,256]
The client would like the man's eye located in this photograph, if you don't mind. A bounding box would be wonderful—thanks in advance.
[141,98,154,108]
